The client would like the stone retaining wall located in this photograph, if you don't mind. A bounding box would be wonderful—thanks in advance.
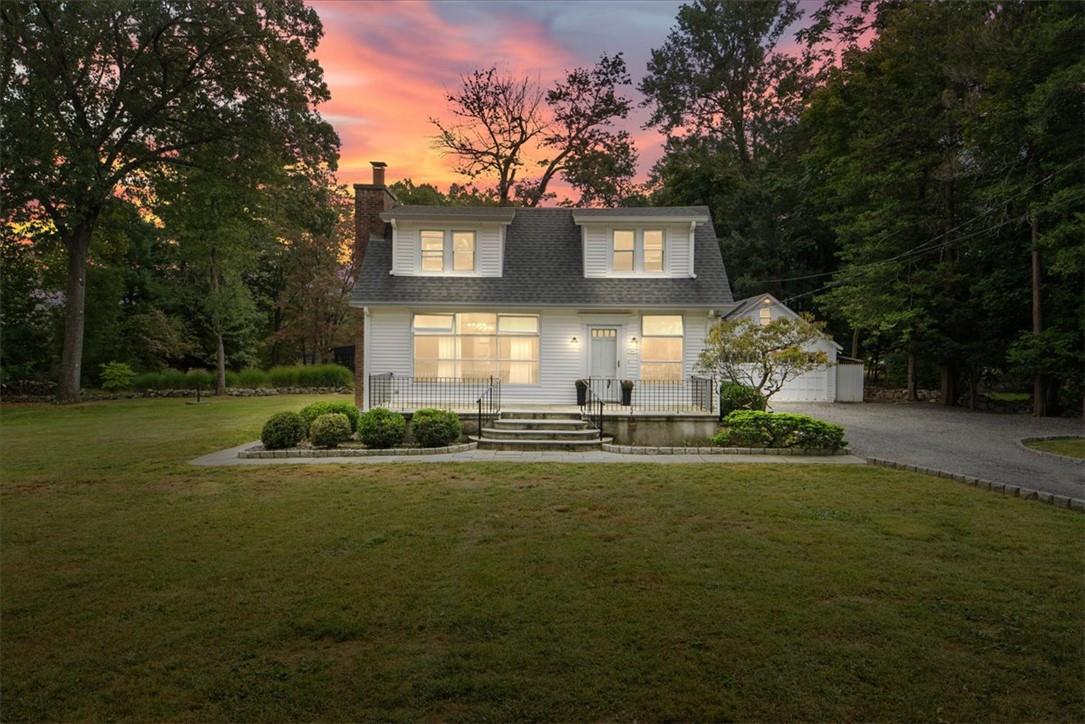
[3,387,351,403]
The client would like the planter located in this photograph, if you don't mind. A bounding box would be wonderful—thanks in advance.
[620,379,634,406]
[575,379,588,406]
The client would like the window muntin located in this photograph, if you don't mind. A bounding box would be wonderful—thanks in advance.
[612,230,634,272]
[641,315,684,381]
[412,313,539,384]
[759,305,772,326]
[420,230,444,272]
[643,230,664,272]
[452,231,475,271]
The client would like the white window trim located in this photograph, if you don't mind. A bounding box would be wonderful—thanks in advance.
[609,228,669,277]
[416,228,483,276]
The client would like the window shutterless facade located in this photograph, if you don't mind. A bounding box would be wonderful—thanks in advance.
[420,230,445,272]
[412,313,539,384]
[419,230,477,273]
[640,314,684,381]
[612,229,665,273]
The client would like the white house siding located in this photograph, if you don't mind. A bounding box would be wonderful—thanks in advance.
[391,222,503,276]
[363,307,717,409]
[581,223,695,278]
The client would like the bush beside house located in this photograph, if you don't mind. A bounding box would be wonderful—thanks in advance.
[410,408,462,448]
[308,413,352,449]
[261,412,308,450]
[300,401,361,432]
[719,383,767,416]
[357,408,408,449]
[714,410,847,451]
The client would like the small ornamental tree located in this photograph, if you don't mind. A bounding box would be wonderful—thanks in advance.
[698,315,832,402]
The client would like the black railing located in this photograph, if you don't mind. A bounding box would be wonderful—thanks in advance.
[577,376,715,414]
[579,379,606,440]
[369,373,501,412]
[477,377,500,438]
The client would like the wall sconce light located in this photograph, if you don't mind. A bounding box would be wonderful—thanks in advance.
[570,336,579,344]
[630,336,639,345]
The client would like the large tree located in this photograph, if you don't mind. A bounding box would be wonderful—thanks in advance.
[431,55,637,206]
[1,0,338,401]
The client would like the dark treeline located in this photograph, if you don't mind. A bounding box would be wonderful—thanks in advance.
[2,0,1081,413]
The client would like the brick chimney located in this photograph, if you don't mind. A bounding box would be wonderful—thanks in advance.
[353,161,397,408]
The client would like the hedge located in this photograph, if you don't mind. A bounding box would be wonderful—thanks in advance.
[713,410,847,450]
[267,364,352,389]
[133,368,214,391]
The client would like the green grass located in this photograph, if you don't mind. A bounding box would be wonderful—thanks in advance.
[2,396,1082,721]
[1025,436,1085,459]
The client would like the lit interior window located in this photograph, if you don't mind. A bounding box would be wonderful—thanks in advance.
[420,230,444,272]
[612,230,634,272]
[641,315,683,381]
[643,230,664,272]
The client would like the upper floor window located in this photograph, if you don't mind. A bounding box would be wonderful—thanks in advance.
[420,230,477,273]
[421,230,444,272]
[643,230,664,272]
[612,230,634,272]
[759,301,772,326]
[612,229,665,274]
[452,231,475,271]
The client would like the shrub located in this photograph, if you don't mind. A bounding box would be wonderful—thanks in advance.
[99,361,136,390]
[411,408,462,447]
[226,367,268,389]
[267,364,353,389]
[719,382,766,416]
[185,368,214,390]
[300,401,360,432]
[357,407,407,449]
[261,411,307,450]
[160,369,188,389]
[713,410,846,450]
[309,413,352,448]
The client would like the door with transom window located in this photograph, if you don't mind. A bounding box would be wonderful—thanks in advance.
[589,327,620,401]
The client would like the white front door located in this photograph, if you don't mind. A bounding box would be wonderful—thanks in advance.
[589,327,620,400]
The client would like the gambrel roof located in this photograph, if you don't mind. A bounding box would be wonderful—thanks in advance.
[352,206,734,309]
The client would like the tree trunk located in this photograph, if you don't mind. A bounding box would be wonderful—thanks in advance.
[215,332,226,396]
[851,328,860,358]
[906,352,917,402]
[940,362,957,407]
[1030,212,1046,417]
[57,225,93,403]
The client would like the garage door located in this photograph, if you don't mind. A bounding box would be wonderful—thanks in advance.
[772,367,831,402]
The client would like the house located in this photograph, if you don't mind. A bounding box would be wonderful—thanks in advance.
[349,162,850,445]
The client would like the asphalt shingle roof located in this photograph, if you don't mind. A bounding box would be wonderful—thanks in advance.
[352,206,734,308]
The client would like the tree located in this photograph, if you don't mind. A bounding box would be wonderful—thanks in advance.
[1,0,338,401]
[431,55,637,206]
[698,315,831,401]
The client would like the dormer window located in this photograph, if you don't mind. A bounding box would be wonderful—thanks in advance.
[452,231,475,271]
[611,229,665,274]
[643,230,664,272]
[421,230,444,272]
[612,230,634,272]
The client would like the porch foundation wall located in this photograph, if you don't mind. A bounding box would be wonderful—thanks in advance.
[602,414,719,446]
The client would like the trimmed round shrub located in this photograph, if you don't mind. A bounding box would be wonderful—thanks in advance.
[719,383,767,416]
[261,411,307,450]
[99,361,135,390]
[411,408,462,448]
[300,401,360,432]
[309,413,352,449]
[357,407,407,449]
[713,410,846,450]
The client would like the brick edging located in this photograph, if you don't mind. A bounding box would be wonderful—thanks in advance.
[1016,436,1085,464]
[866,457,1085,512]
[600,443,848,456]
[239,442,477,459]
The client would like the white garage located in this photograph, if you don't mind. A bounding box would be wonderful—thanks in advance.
[725,294,848,403]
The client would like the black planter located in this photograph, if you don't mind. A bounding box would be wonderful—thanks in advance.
[620,379,634,406]
[575,379,588,406]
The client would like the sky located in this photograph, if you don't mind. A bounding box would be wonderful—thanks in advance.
[309,0,688,196]
[309,0,821,199]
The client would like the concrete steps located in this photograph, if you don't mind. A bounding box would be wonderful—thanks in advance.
[472,410,606,451]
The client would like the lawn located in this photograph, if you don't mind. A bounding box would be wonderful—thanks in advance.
[2,396,1082,721]
[1025,436,1085,459]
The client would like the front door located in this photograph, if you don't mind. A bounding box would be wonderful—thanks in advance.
[589,327,619,401]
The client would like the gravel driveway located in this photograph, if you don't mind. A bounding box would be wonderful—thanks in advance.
[776,402,1084,499]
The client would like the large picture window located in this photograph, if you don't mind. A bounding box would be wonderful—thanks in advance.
[641,315,683,381]
[413,313,539,383]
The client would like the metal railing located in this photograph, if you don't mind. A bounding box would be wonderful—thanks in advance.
[476,378,500,438]
[577,376,715,414]
[369,373,501,412]
[579,379,606,440]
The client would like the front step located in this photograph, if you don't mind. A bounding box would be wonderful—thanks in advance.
[499,409,583,420]
[494,418,589,430]
[481,426,601,441]
[471,436,612,452]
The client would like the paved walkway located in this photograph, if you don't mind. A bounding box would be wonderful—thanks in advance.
[777,402,1083,499]
[192,442,866,467]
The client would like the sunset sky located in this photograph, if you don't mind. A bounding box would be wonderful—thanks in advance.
[309,0,692,197]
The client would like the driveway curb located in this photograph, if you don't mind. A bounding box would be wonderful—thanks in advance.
[866,457,1085,513]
